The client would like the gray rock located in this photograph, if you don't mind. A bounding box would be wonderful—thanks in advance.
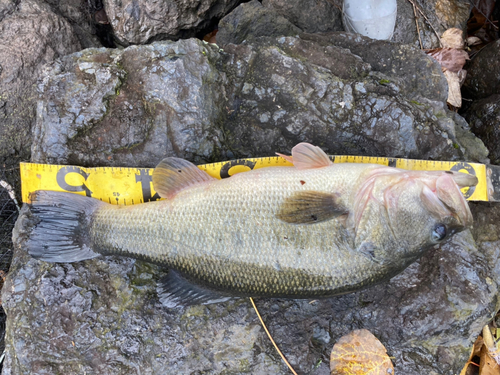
[462,94,500,164]
[220,0,469,49]
[32,39,226,167]
[393,0,470,48]
[31,35,488,167]
[216,5,450,105]
[0,0,82,166]
[221,34,486,162]
[217,0,302,46]
[0,0,17,21]
[300,32,449,102]
[262,0,343,34]
[463,39,500,100]
[3,35,493,374]
[102,0,243,45]
[44,0,105,49]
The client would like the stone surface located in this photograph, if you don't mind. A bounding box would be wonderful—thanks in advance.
[392,0,470,48]
[44,0,105,49]
[32,39,226,167]
[301,32,448,102]
[0,0,82,167]
[217,1,462,103]
[217,0,302,46]
[262,0,343,34]
[31,35,488,168]
[463,39,500,100]
[462,94,500,164]
[220,34,487,162]
[219,0,469,48]
[102,0,243,45]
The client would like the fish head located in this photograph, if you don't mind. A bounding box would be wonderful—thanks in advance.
[352,168,477,265]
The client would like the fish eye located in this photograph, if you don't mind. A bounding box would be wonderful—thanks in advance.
[431,224,447,242]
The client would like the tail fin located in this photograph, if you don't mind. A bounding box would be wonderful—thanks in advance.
[25,191,104,262]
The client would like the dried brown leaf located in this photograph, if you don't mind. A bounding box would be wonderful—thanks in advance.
[476,337,486,358]
[444,70,462,107]
[330,329,394,375]
[459,335,483,375]
[467,36,483,46]
[426,48,470,73]
[484,326,496,350]
[483,326,500,369]
[441,28,464,49]
[458,69,467,86]
[467,0,498,44]
[479,343,500,375]
[202,29,218,44]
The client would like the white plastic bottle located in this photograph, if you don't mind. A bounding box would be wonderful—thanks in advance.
[343,0,397,40]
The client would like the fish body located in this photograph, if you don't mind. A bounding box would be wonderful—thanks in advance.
[26,143,477,306]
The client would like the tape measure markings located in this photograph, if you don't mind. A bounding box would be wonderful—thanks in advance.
[21,156,488,205]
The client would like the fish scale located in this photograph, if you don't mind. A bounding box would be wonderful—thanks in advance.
[89,164,402,297]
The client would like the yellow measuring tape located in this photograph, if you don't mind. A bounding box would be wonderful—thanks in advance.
[20,156,488,205]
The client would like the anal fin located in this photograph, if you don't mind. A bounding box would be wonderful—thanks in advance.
[157,270,233,308]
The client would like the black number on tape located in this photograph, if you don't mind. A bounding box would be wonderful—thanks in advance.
[135,169,160,202]
[56,166,93,197]
[219,160,257,179]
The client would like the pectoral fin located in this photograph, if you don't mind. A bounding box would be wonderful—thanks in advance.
[358,241,385,264]
[276,191,348,224]
[157,270,233,308]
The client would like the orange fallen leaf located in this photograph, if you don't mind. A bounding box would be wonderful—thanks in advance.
[480,325,500,375]
[203,29,218,44]
[479,343,500,375]
[459,335,482,375]
[330,329,394,375]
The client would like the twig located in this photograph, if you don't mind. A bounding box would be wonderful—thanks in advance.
[325,0,343,12]
[249,297,298,375]
[470,0,499,30]
[406,0,442,47]
[412,3,423,49]
[469,43,489,60]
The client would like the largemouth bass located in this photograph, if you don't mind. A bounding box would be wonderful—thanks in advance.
[25,143,477,307]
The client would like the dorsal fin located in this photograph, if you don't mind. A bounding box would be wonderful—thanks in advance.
[152,157,215,199]
[276,143,333,169]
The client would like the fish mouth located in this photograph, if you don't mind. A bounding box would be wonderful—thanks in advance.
[420,172,475,228]
[446,171,478,188]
